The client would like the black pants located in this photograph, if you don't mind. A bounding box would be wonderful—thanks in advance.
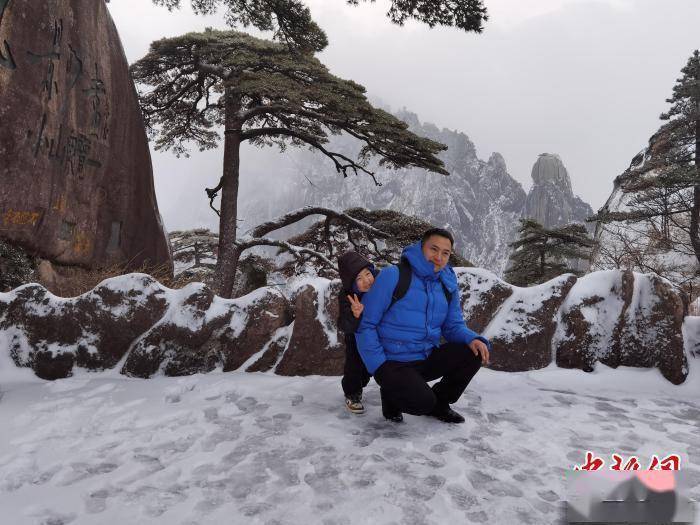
[374,342,482,416]
[341,334,371,398]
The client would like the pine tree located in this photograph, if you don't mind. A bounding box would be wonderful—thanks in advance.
[130,30,449,298]
[170,229,219,273]
[594,50,700,267]
[505,219,595,286]
[658,50,700,265]
[152,0,488,52]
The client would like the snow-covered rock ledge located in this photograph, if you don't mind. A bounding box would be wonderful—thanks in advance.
[0,269,693,384]
[458,268,689,384]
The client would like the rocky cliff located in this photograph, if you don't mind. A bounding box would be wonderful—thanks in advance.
[591,130,698,291]
[0,0,171,272]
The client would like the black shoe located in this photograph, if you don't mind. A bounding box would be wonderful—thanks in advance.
[384,411,404,423]
[429,405,465,424]
[382,402,403,423]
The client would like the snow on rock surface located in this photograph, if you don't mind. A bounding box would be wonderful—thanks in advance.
[455,267,512,333]
[613,272,687,384]
[552,269,687,384]
[482,274,577,372]
[0,268,693,384]
[276,278,345,376]
[554,270,629,370]
[0,275,169,380]
[0,275,290,380]
[0,363,699,524]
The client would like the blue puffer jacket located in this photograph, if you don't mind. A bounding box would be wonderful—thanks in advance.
[355,242,492,374]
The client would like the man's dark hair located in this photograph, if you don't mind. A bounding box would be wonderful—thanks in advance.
[421,228,454,248]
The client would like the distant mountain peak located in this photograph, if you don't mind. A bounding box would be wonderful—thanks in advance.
[531,153,573,195]
[524,153,593,232]
[488,152,507,171]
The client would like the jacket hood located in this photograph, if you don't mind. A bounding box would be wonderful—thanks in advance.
[402,241,458,293]
[338,251,374,291]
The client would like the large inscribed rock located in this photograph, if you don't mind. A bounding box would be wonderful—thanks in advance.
[0,0,171,270]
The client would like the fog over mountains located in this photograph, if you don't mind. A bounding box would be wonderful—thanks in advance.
[237,110,593,276]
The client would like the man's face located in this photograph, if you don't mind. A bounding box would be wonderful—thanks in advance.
[355,267,375,293]
[422,235,452,272]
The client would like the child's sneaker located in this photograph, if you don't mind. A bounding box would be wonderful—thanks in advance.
[345,393,365,414]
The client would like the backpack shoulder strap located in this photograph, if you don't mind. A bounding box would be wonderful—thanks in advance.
[388,258,454,310]
[389,258,412,310]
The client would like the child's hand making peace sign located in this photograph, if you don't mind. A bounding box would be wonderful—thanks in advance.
[347,294,364,319]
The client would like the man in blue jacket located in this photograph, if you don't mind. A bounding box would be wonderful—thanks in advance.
[355,228,491,424]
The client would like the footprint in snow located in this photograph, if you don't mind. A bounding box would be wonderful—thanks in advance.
[404,474,446,501]
[56,462,119,486]
[466,510,489,523]
[430,442,451,454]
[289,393,304,406]
[24,507,77,525]
[446,484,477,510]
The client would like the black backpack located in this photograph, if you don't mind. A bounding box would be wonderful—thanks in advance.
[388,257,452,310]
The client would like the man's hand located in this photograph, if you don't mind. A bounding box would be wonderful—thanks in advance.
[347,294,364,319]
[468,339,490,365]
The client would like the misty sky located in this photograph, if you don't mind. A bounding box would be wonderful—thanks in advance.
[108,0,700,232]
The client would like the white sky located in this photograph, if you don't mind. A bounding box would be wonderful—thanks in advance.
[107,0,700,231]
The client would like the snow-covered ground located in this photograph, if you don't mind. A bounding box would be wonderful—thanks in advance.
[1,356,699,524]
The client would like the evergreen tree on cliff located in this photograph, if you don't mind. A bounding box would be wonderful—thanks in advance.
[152,0,488,52]
[130,30,449,298]
[505,219,595,286]
[594,50,700,267]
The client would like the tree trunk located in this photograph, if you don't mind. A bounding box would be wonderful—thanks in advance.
[692,99,700,268]
[214,88,243,298]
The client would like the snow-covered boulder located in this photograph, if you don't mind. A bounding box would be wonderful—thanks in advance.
[554,270,632,372]
[0,275,290,380]
[611,272,686,384]
[245,325,294,373]
[121,283,218,377]
[481,274,578,371]
[276,280,345,376]
[1,274,168,380]
[456,268,513,333]
[119,284,291,378]
[0,269,692,383]
[553,270,688,384]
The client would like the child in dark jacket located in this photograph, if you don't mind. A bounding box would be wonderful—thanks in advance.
[337,251,377,414]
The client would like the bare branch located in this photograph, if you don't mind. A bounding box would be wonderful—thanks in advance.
[234,236,335,269]
[249,206,390,239]
[240,127,381,185]
[205,177,224,216]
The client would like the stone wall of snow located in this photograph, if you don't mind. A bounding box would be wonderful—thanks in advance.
[0,269,692,384]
